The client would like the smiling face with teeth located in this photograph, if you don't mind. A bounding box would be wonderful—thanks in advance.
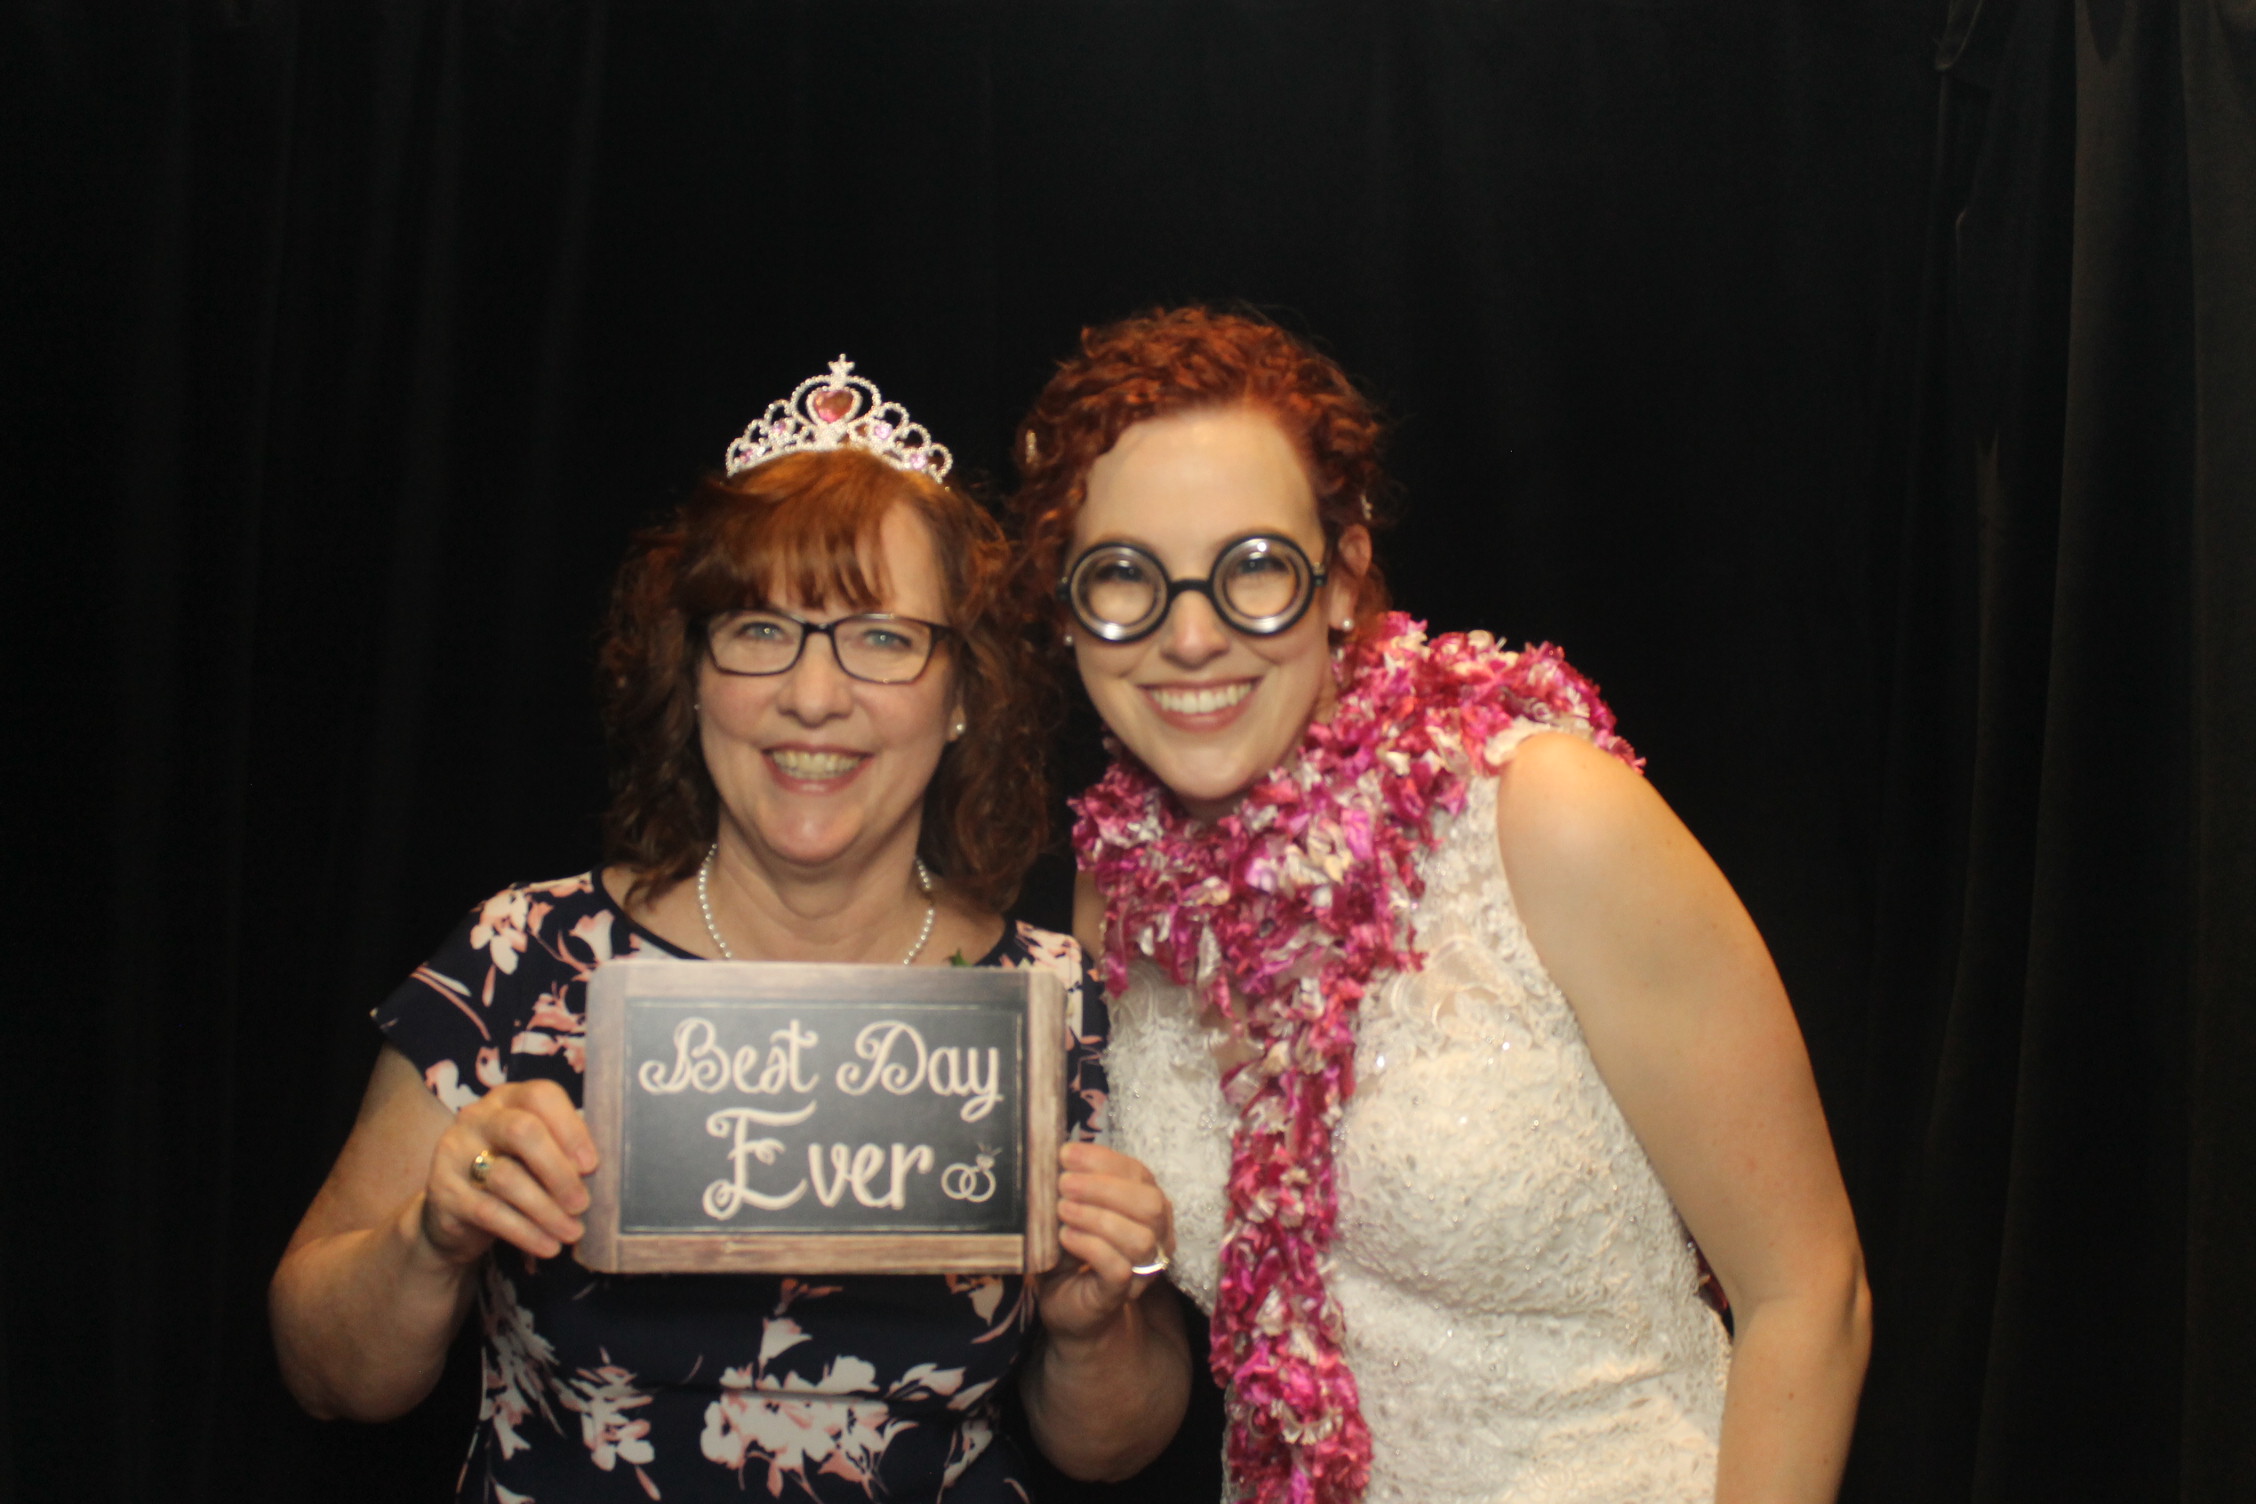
[698,503,959,881]
[1071,406,1369,822]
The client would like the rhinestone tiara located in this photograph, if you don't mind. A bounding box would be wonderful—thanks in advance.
[723,356,953,481]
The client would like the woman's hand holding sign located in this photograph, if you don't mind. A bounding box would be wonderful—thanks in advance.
[1024,1141,1190,1481]
[1044,1142,1178,1331]
[423,1078,600,1265]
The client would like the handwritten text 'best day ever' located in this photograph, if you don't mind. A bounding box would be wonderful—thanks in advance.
[636,1016,1006,1220]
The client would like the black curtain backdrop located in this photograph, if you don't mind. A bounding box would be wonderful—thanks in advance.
[4,2,2248,1500]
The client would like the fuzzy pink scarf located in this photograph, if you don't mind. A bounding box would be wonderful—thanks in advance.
[1074,614,1636,1504]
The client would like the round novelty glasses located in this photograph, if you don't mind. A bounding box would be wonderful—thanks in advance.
[706,610,950,684]
[1058,534,1329,644]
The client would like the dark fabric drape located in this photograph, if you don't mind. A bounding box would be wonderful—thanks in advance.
[5,1,2247,1500]
[1848,0,2256,1498]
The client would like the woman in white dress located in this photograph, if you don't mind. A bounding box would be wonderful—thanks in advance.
[1008,309,1870,1504]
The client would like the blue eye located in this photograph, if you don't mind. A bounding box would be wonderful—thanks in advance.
[840,617,933,657]
[729,616,792,643]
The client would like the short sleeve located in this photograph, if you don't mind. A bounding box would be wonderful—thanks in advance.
[372,875,614,1112]
[373,901,516,1113]
[996,921,1111,1143]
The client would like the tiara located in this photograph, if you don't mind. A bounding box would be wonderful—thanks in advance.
[723,356,953,481]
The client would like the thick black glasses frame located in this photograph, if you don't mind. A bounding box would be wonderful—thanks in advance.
[705,609,952,684]
[1057,534,1329,644]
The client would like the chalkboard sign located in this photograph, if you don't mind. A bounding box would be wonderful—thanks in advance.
[577,959,1063,1275]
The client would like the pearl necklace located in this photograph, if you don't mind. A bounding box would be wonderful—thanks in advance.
[696,844,937,965]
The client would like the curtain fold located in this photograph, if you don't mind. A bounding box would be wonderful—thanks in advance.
[1853,0,2253,1498]
[8,2,2246,1499]
[2178,0,2256,1491]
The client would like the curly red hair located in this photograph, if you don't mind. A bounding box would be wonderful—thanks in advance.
[599,448,1049,914]
[1008,307,1394,636]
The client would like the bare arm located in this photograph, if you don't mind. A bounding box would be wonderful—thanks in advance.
[1025,1142,1193,1479]
[269,1045,597,1421]
[1495,733,1871,1503]
[1073,869,1106,957]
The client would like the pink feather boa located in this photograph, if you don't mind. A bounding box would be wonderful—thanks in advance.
[1072,613,1638,1504]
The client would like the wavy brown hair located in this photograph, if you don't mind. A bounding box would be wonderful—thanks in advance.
[599,448,1049,914]
[1008,307,1395,637]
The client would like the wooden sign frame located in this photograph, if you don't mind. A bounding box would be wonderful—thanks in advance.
[577,959,1062,1276]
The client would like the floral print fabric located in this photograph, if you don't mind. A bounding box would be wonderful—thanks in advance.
[373,873,1108,1503]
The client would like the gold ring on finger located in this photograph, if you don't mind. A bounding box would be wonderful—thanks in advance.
[470,1149,496,1185]
[1129,1247,1170,1278]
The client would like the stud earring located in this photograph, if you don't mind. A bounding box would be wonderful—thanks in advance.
[1061,630,1075,649]
[949,718,967,741]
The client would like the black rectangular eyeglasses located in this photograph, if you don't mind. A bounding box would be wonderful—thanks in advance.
[706,609,950,684]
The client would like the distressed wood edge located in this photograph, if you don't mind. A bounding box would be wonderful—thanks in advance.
[1023,968,1064,1274]
[588,958,1034,1003]
[587,1232,1028,1275]
[577,966,630,1271]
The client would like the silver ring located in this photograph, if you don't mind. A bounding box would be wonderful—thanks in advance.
[469,1149,495,1185]
[1129,1248,1171,1278]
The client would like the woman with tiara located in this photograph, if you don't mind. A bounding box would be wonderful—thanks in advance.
[272,358,1189,1501]
[1011,309,1870,1503]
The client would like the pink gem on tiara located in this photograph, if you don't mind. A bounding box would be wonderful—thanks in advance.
[721,356,954,481]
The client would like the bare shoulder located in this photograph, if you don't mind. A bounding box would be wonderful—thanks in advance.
[1492,731,1687,898]
[1491,730,1760,1039]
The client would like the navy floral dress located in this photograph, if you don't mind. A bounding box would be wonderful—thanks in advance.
[373,873,1110,1503]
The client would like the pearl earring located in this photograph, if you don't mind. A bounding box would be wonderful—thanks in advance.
[1061,630,1075,648]
[949,718,967,741]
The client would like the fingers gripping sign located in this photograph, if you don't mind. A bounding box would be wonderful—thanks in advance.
[1041,1142,1177,1341]
[422,1079,600,1265]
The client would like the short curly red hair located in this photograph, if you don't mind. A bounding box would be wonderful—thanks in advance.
[1009,307,1393,636]
[599,448,1049,914]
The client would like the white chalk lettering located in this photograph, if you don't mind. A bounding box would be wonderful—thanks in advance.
[803,1142,935,1209]
[837,1021,926,1097]
[702,1105,819,1216]
[808,1142,886,1207]
[772,1020,820,1093]
[888,1143,935,1207]
[928,1044,1004,1123]
[640,1017,729,1094]
[726,1019,820,1095]
[835,1022,1003,1122]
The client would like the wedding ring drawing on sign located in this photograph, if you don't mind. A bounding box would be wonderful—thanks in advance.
[941,1150,999,1204]
[1058,533,1328,644]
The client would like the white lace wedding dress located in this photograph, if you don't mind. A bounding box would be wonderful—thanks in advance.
[1106,756,1731,1503]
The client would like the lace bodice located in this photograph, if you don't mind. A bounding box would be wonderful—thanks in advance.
[1107,759,1730,1503]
